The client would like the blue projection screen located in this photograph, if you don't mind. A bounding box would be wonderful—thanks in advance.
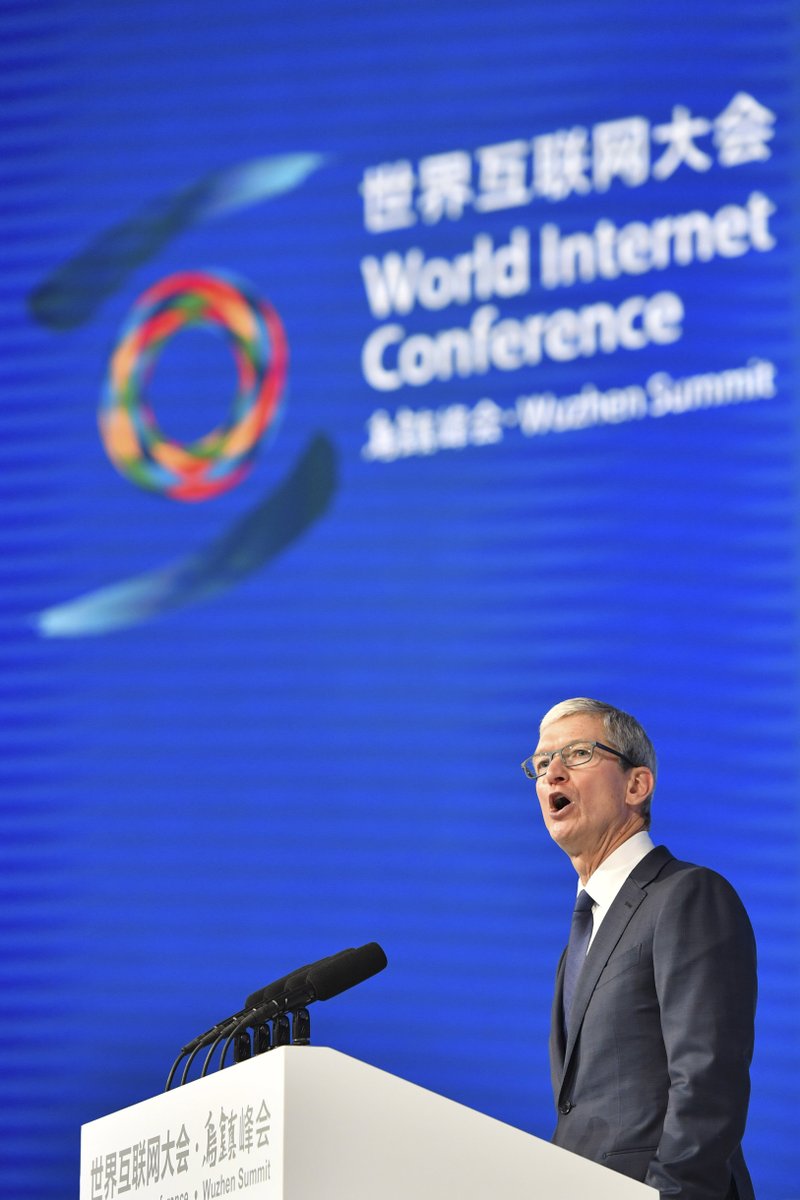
[1,1,798,1196]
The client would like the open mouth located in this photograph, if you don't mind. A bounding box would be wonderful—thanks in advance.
[550,794,571,813]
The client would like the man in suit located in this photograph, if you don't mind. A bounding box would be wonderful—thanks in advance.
[524,697,756,1200]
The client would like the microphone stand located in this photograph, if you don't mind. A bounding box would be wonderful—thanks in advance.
[254,1023,271,1055]
[291,1008,311,1045]
[234,1030,251,1063]
[272,1015,290,1048]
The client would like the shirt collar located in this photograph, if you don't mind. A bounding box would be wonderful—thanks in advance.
[579,830,655,910]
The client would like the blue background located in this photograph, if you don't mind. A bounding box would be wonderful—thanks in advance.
[1,1,798,1196]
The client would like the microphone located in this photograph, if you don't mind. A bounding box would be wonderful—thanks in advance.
[195,948,366,1081]
[309,941,388,1000]
[251,941,387,1021]
[167,942,387,1088]
[180,949,352,1058]
[213,942,387,1074]
[244,947,354,1010]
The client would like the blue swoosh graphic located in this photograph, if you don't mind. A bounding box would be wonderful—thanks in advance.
[35,434,337,637]
[29,153,326,330]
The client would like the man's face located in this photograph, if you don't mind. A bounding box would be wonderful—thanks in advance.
[534,712,640,860]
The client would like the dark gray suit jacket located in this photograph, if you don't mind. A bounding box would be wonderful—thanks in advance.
[549,845,756,1200]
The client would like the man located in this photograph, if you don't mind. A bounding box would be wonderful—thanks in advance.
[523,697,756,1200]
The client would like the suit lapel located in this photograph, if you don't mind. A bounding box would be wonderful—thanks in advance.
[550,948,568,1085]
[555,845,674,1097]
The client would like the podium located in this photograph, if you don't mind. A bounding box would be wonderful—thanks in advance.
[80,1046,656,1199]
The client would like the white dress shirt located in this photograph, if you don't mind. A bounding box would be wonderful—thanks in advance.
[579,830,655,948]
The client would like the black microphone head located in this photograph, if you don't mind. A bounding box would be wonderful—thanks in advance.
[245,960,322,1009]
[245,976,288,1011]
[306,941,387,1001]
[245,948,355,1009]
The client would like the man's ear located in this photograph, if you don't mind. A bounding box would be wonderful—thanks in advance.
[626,766,654,807]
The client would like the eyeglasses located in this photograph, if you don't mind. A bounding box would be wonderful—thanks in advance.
[521,740,632,779]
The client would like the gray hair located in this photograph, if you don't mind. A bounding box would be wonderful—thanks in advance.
[539,697,657,828]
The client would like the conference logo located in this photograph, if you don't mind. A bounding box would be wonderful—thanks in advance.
[29,153,335,637]
[100,271,288,502]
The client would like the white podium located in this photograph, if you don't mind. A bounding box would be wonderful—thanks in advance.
[80,1046,655,1200]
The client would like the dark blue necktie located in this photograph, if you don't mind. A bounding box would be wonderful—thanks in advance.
[562,889,594,1030]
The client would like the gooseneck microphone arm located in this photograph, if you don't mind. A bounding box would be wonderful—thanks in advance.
[165,1006,249,1090]
[201,1006,266,1077]
[165,1050,186,1093]
[196,1015,250,1079]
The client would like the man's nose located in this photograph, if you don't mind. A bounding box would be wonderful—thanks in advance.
[544,751,569,781]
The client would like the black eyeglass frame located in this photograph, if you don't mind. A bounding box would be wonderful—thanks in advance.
[521,740,633,779]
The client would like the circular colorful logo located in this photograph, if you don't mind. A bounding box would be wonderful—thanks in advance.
[99,271,288,501]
